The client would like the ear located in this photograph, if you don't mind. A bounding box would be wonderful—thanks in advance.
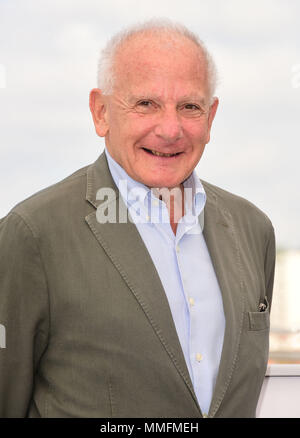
[89,88,109,137]
[205,97,219,144]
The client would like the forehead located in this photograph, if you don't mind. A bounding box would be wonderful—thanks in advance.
[113,32,208,97]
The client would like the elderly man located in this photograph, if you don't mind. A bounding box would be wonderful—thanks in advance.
[0,20,275,418]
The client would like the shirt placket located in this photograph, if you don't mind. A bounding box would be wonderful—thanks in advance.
[176,217,207,413]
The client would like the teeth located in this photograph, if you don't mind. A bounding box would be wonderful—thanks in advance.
[150,150,177,157]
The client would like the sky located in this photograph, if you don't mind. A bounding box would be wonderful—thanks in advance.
[0,0,299,249]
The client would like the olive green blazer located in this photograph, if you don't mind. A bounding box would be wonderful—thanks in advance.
[0,152,275,418]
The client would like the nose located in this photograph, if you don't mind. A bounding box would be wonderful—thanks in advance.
[154,107,183,142]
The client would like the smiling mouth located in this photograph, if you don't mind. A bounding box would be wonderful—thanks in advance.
[142,148,182,157]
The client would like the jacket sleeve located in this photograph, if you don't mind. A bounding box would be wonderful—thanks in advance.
[0,211,50,417]
[264,223,276,312]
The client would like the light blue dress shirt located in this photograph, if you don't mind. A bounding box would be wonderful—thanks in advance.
[105,148,225,415]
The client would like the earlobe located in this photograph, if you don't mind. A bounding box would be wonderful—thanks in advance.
[89,88,109,137]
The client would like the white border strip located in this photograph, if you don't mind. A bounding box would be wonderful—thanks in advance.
[266,364,300,376]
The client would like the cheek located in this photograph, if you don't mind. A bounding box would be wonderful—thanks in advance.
[126,116,156,143]
[183,121,208,145]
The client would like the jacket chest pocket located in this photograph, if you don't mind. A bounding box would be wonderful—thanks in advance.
[248,296,270,331]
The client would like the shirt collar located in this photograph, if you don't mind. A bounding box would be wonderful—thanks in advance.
[105,148,149,203]
[181,169,206,218]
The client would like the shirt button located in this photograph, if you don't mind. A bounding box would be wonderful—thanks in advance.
[145,215,150,221]
[152,199,159,207]
[196,353,203,362]
[189,297,195,307]
[175,245,180,253]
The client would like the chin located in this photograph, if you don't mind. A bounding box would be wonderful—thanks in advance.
[142,177,183,189]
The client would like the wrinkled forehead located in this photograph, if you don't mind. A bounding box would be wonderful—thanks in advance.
[113,32,209,95]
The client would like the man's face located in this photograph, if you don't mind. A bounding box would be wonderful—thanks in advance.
[91,34,218,189]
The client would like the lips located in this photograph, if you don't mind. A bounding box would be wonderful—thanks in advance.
[142,147,182,157]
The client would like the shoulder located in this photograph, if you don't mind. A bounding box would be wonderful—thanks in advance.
[2,164,90,237]
[201,179,274,238]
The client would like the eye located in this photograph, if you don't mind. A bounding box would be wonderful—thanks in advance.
[180,103,206,117]
[184,103,200,110]
[136,100,152,107]
[135,100,157,113]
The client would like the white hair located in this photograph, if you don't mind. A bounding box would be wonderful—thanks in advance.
[97,18,218,104]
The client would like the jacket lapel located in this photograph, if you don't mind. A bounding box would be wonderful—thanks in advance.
[84,152,201,413]
[202,184,245,418]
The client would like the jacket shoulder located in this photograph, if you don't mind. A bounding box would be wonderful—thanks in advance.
[201,179,274,234]
[2,164,90,235]
[11,165,88,214]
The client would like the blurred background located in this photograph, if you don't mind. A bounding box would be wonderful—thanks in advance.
[0,0,299,363]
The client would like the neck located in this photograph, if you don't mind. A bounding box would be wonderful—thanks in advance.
[152,184,185,235]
